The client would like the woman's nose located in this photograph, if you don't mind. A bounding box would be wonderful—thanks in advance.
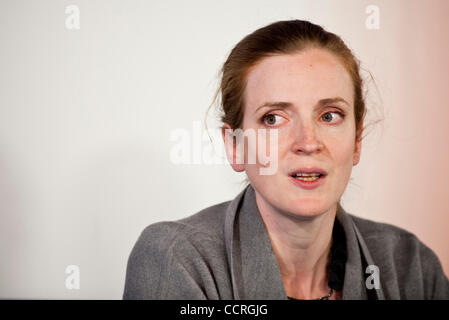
[291,121,323,154]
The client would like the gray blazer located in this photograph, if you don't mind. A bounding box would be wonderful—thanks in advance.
[123,184,449,299]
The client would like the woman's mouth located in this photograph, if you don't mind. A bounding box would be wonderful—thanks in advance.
[289,172,327,189]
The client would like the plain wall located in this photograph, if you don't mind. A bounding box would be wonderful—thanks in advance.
[0,0,448,299]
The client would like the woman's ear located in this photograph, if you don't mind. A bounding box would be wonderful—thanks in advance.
[353,127,363,166]
[222,123,245,172]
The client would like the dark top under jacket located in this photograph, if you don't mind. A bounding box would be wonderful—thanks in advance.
[123,184,449,299]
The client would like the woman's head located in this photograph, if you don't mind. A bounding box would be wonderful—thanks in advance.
[217,20,367,217]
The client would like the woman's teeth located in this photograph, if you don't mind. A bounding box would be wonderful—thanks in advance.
[294,173,322,181]
[295,176,319,181]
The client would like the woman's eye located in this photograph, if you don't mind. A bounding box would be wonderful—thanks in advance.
[262,114,284,126]
[321,111,344,123]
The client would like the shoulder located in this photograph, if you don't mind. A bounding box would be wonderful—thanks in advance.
[348,213,449,299]
[138,199,231,245]
[123,200,232,299]
[350,213,418,242]
[128,199,232,268]
[349,213,435,261]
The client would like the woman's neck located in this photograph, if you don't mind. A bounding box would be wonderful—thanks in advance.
[254,191,336,299]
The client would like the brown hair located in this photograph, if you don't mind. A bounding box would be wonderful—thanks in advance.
[207,19,378,188]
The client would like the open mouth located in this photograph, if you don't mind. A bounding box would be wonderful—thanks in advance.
[290,172,325,182]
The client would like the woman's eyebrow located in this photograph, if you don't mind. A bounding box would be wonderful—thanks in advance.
[318,97,349,107]
[254,97,349,114]
[254,101,293,113]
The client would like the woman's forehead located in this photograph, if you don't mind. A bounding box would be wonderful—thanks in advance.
[244,49,354,111]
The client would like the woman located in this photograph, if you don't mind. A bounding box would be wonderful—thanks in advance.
[123,20,449,300]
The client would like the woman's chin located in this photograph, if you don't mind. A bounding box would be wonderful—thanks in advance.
[284,199,329,218]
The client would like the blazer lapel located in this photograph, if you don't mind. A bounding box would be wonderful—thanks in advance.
[336,205,369,299]
[224,183,286,299]
[344,210,386,300]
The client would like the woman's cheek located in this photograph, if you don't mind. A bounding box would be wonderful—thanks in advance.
[330,139,356,171]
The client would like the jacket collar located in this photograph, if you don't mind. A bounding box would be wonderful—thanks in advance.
[224,184,385,300]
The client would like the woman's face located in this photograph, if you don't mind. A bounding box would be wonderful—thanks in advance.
[225,48,362,217]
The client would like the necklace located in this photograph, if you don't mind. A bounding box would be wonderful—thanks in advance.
[287,287,334,300]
